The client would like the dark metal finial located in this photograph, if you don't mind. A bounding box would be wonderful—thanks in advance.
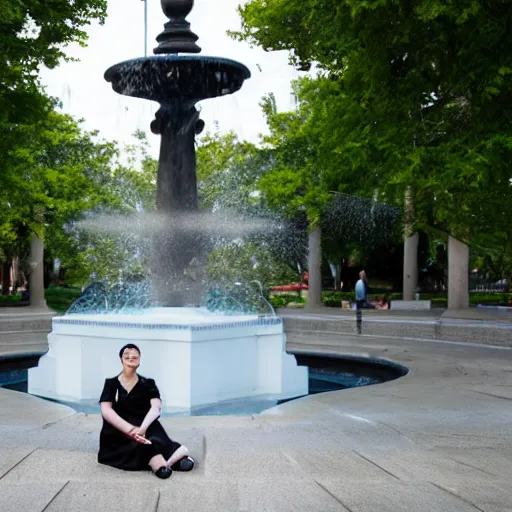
[154,0,201,55]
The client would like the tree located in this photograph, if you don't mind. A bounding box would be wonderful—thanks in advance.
[196,131,268,211]
[256,87,402,299]
[233,0,512,288]
[0,0,108,293]
[0,0,107,126]
[45,131,158,286]
[196,131,308,288]
[1,108,115,288]
[206,241,298,291]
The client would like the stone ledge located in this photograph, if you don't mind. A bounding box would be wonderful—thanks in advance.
[282,315,512,348]
[390,300,432,311]
[0,309,54,362]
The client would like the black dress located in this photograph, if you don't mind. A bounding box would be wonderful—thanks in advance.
[98,375,181,471]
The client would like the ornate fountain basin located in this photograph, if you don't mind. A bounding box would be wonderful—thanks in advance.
[105,55,251,104]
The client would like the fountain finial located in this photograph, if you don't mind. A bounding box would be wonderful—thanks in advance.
[154,0,201,54]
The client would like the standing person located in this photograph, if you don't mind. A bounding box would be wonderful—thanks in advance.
[98,343,195,479]
[355,270,367,334]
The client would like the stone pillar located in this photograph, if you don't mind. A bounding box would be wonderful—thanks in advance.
[448,235,469,309]
[11,256,19,291]
[403,186,418,300]
[305,227,323,310]
[28,235,48,309]
[403,233,419,300]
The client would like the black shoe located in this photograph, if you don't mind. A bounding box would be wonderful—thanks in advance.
[155,466,172,479]
[171,456,195,472]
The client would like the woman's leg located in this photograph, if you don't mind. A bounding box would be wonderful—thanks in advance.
[149,454,167,472]
[166,445,191,468]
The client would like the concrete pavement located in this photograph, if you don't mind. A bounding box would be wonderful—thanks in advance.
[2,328,512,511]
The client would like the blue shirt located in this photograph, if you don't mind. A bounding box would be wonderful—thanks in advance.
[355,279,366,301]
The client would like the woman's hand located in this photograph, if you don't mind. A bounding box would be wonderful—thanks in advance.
[135,427,147,437]
[126,426,151,444]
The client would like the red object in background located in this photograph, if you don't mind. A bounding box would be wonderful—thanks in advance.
[270,283,308,292]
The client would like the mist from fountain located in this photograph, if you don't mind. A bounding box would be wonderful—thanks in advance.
[67,208,299,317]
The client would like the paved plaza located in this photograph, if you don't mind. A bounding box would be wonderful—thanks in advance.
[1,310,512,511]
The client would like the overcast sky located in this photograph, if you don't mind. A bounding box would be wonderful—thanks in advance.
[40,0,301,157]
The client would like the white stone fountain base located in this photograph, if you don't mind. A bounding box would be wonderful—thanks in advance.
[28,308,308,412]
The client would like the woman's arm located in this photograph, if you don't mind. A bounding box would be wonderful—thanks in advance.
[100,402,148,444]
[137,398,162,436]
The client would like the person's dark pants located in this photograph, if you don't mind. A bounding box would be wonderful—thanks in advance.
[356,300,365,334]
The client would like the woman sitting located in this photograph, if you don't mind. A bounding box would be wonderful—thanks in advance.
[371,295,390,310]
[98,343,194,479]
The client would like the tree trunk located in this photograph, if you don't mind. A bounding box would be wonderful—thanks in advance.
[1,263,10,296]
[11,256,20,292]
[305,227,323,310]
[403,186,418,300]
[28,235,49,309]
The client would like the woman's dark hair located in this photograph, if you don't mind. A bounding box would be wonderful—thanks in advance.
[119,344,141,359]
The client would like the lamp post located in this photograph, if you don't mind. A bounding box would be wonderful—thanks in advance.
[142,0,148,57]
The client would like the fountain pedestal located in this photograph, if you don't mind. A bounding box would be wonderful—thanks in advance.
[29,309,308,412]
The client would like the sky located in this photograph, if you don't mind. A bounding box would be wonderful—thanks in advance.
[40,0,301,157]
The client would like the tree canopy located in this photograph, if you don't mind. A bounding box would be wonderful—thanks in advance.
[233,0,512,282]
[0,0,107,125]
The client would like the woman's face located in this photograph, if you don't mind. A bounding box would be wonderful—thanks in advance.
[121,348,140,371]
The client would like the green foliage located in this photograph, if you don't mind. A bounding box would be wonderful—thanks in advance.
[1,108,115,262]
[0,0,107,125]
[320,291,511,308]
[234,0,512,279]
[0,295,22,305]
[0,0,112,283]
[0,110,158,287]
[50,132,158,286]
[257,90,333,224]
[269,294,306,309]
[197,131,266,211]
[206,242,298,291]
[44,285,81,313]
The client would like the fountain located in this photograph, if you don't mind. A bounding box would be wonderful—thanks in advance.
[29,0,308,413]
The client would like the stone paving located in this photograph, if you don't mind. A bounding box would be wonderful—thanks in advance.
[1,323,512,511]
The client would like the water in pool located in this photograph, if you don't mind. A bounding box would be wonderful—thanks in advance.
[0,354,407,416]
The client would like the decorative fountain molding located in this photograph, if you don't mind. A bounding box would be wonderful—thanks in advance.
[29,0,308,411]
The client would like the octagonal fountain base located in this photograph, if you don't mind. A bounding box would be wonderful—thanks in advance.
[28,308,308,412]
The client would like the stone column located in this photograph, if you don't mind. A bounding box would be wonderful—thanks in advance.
[403,187,418,300]
[448,235,469,309]
[28,235,48,309]
[403,233,419,300]
[305,227,323,310]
